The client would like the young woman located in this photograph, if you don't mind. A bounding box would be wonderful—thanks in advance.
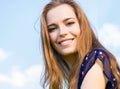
[40,0,120,89]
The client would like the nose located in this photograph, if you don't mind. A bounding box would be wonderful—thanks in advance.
[59,25,68,37]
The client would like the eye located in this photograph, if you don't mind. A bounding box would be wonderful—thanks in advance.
[66,21,75,26]
[48,26,58,32]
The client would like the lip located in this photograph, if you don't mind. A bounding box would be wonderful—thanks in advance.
[58,38,74,45]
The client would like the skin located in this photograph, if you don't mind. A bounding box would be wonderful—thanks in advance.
[46,4,107,89]
[81,59,107,89]
[47,4,80,67]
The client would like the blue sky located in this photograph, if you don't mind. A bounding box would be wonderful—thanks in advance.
[0,0,120,89]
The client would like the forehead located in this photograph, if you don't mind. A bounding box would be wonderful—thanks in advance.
[46,4,76,25]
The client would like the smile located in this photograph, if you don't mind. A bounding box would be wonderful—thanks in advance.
[58,38,74,47]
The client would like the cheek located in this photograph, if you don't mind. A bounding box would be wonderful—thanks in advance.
[49,34,53,39]
[77,28,81,36]
[72,25,81,36]
[76,24,81,36]
[49,33,57,44]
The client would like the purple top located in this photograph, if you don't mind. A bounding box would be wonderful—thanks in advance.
[78,48,119,89]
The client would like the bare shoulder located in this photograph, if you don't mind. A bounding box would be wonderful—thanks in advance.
[81,58,107,89]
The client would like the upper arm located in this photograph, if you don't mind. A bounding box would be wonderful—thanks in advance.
[81,59,107,89]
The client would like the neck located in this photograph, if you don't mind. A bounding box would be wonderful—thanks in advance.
[63,52,78,69]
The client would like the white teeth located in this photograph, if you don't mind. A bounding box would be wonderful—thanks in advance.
[60,40,73,46]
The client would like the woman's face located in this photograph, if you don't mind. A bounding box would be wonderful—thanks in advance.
[46,4,81,56]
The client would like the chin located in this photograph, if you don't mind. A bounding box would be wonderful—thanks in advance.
[59,49,77,56]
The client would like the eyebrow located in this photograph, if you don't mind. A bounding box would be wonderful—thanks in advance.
[47,17,76,27]
[63,17,75,22]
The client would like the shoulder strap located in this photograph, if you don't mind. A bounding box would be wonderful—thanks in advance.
[77,48,118,89]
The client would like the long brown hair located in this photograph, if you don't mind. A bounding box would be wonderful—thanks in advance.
[40,0,120,89]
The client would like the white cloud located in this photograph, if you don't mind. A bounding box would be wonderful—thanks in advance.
[98,23,120,48]
[98,23,120,63]
[10,67,27,87]
[25,65,42,83]
[0,65,43,88]
[0,74,10,83]
[0,48,11,61]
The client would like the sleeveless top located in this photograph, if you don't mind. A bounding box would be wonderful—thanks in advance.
[78,48,120,89]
